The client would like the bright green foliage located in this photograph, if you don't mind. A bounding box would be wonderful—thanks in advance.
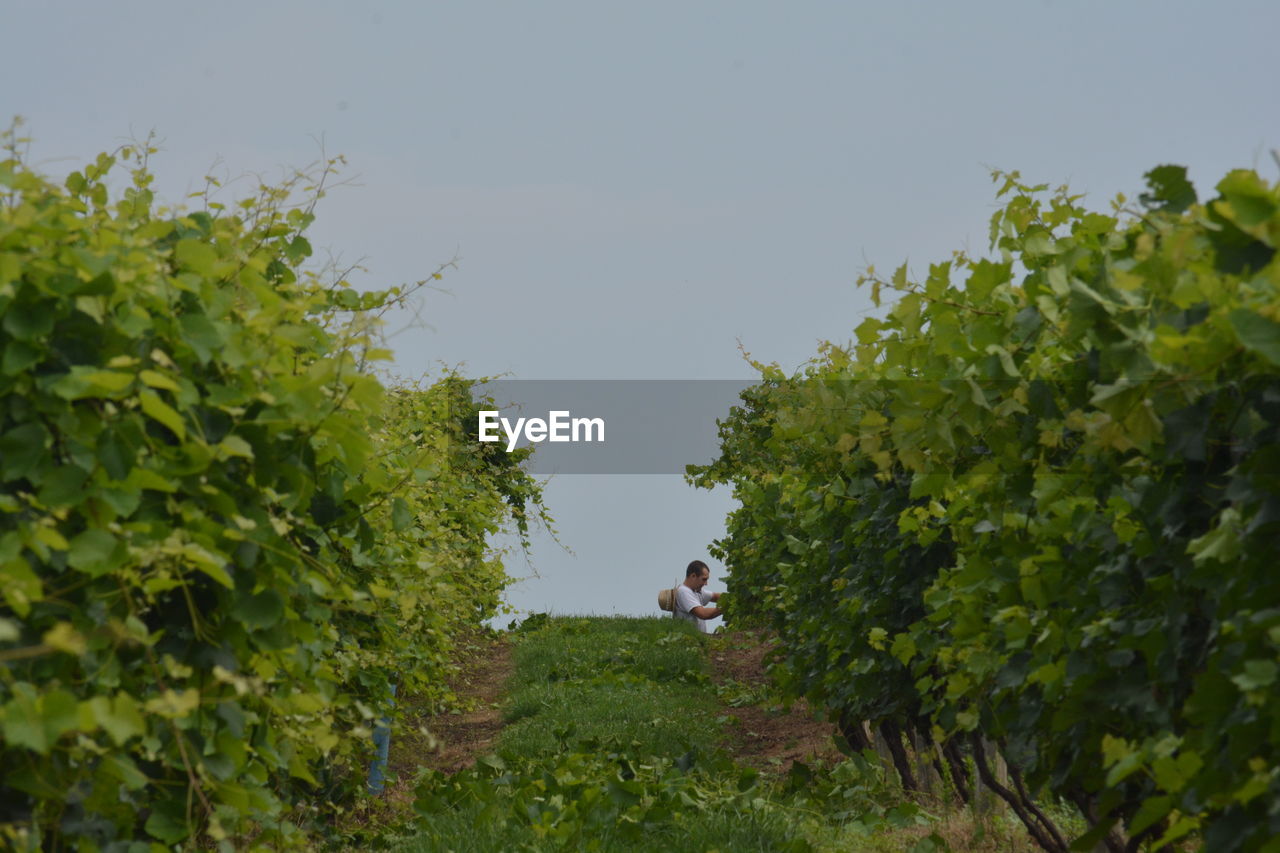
[0,129,545,850]
[691,165,1280,851]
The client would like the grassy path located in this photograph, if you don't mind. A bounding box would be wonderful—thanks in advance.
[357,616,1040,852]
[404,616,809,851]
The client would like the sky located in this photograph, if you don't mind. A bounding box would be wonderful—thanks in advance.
[6,0,1278,621]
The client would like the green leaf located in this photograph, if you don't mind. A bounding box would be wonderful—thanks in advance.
[102,753,149,790]
[97,429,135,480]
[1228,309,1280,366]
[1187,508,1242,565]
[179,312,222,363]
[123,466,178,493]
[1216,169,1278,229]
[42,622,86,654]
[1231,659,1277,691]
[98,485,142,516]
[986,344,1019,377]
[37,466,89,508]
[138,390,186,439]
[138,369,180,392]
[80,694,146,745]
[1,303,55,341]
[1,340,41,375]
[1152,815,1199,849]
[234,589,284,631]
[1,686,48,753]
[0,422,49,479]
[391,497,413,532]
[98,694,146,745]
[855,318,884,345]
[218,435,255,459]
[1023,232,1060,256]
[890,632,917,664]
[83,370,135,395]
[1,685,79,754]
[288,752,318,784]
[1102,734,1138,771]
[145,808,191,844]
[174,239,217,275]
[284,235,312,264]
[965,260,1011,300]
[51,367,136,400]
[1139,165,1196,213]
[1152,750,1202,793]
[41,689,80,743]
[182,543,233,588]
[1105,751,1144,787]
[607,777,643,808]
[0,558,43,616]
[67,529,124,576]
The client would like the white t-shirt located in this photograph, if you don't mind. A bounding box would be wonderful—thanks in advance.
[674,585,713,633]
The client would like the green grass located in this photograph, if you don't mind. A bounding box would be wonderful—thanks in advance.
[498,677,718,759]
[405,801,809,853]
[497,615,720,761]
[398,616,817,852]
[506,615,707,687]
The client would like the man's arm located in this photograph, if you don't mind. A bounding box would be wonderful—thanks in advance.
[691,605,721,619]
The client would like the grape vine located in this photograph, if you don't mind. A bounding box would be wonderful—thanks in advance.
[691,165,1280,851]
[0,128,546,850]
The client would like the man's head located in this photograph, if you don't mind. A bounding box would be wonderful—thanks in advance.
[685,560,710,591]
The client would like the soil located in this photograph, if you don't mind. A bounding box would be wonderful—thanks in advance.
[362,631,514,817]
[407,632,514,775]
[707,628,844,774]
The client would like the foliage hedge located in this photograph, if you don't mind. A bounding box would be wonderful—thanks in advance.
[691,165,1280,851]
[0,130,544,850]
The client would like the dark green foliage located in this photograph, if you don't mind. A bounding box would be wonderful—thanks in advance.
[691,166,1280,851]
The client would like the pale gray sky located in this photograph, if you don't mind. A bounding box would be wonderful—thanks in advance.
[7,1,1277,619]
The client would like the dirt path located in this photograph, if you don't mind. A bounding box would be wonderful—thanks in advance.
[409,635,509,773]
[411,633,514,775]
[363,631,514,817]
[708,628,844,773]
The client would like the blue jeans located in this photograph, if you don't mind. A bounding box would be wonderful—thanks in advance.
[366,683,397,794]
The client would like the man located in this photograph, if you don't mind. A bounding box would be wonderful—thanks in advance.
[674,560,722,633]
